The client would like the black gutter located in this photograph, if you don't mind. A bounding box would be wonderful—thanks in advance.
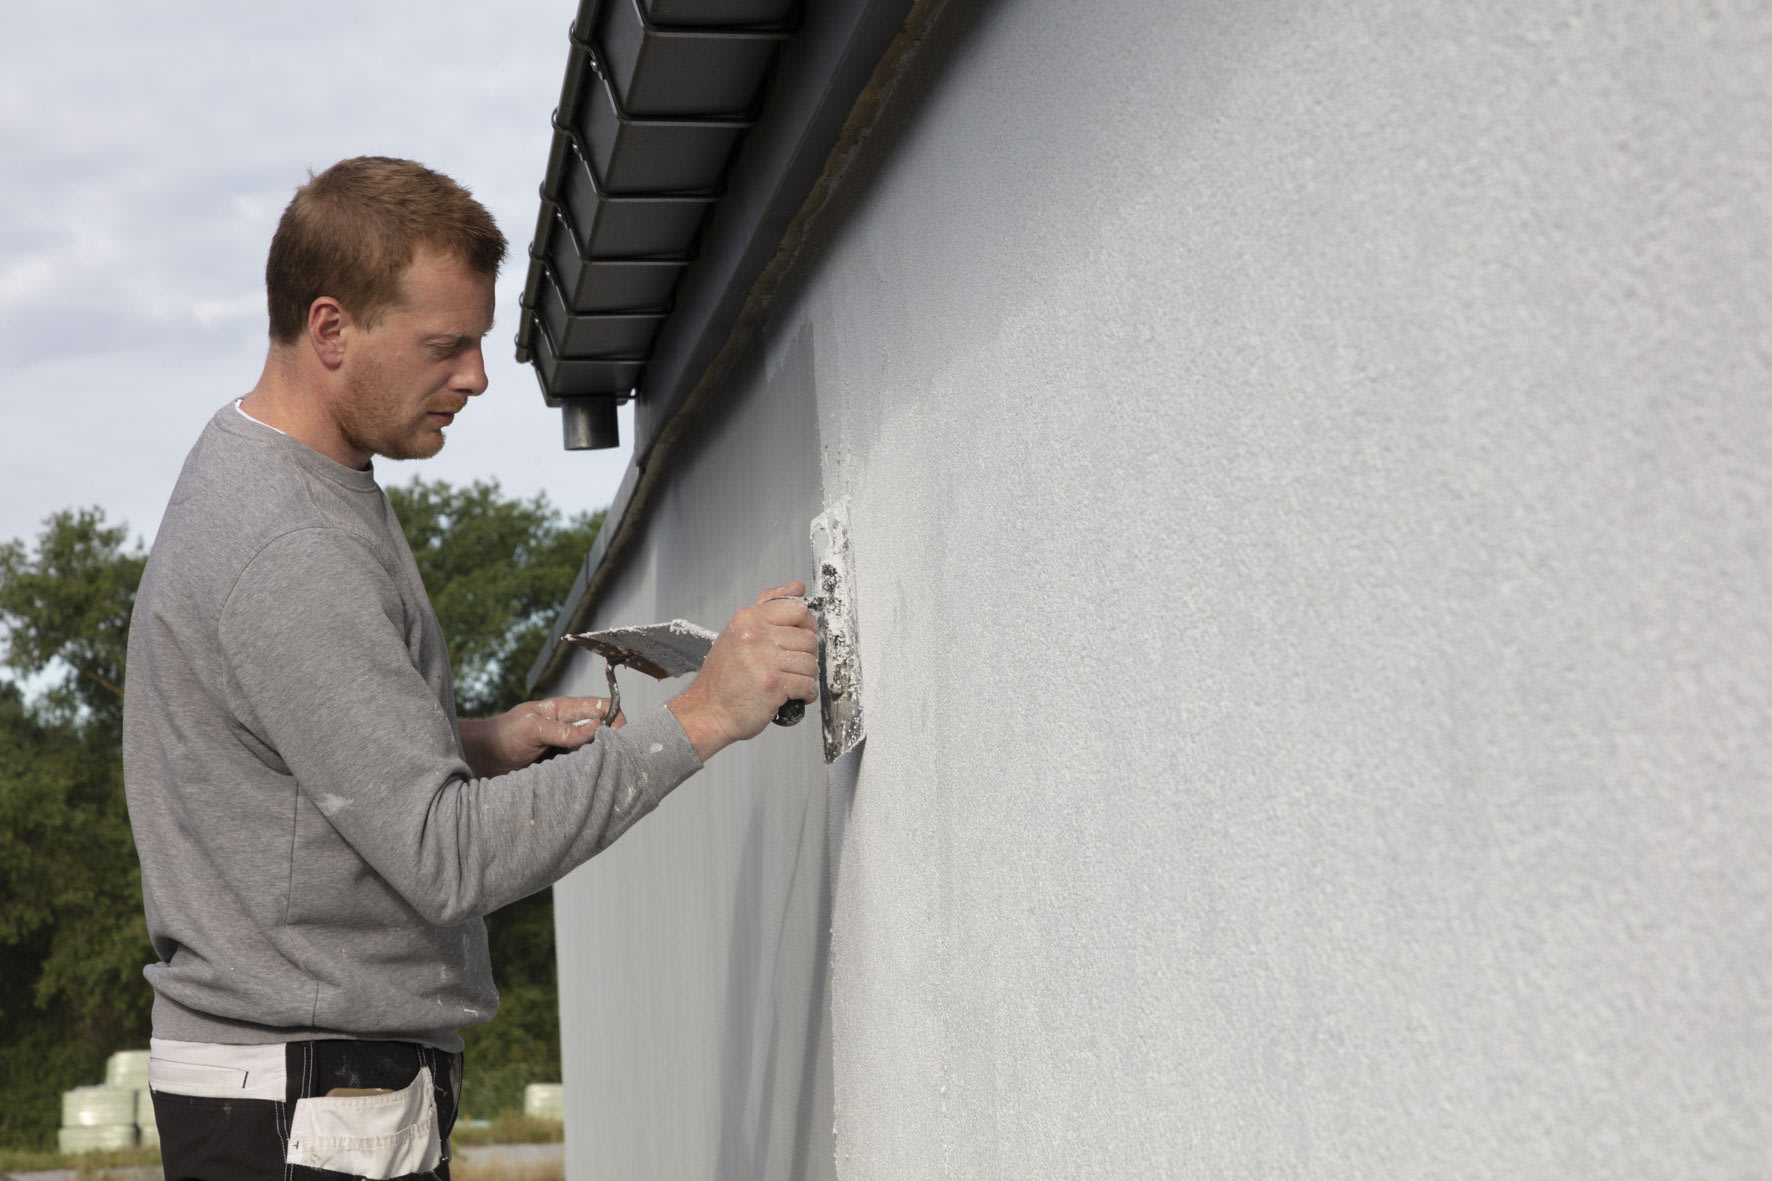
[625,0,916,463]
[516,0,791,448]
[525,0,930,692]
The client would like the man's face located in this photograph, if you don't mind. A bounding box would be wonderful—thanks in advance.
[334,248,496,462]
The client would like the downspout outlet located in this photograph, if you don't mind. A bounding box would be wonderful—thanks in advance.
[563,401,620,450]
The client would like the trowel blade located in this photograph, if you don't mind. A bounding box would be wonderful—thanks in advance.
[811,506,864,763]
[562,619,717,679]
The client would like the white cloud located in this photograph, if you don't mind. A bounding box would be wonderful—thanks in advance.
[0,0,631,549]
[191,294,266,329]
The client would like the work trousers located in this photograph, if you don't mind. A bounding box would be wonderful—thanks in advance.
[152,1039,462,1181]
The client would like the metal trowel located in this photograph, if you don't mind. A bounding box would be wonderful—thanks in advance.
[562,506,863,763]
[805,505,864,762]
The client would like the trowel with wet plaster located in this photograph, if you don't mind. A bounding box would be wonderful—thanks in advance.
[563,506,864,763]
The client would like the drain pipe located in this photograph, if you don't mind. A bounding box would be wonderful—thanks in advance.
[562,400,621,450]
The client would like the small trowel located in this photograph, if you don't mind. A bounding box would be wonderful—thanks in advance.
[562,505,864,763]
[805,505,864,762]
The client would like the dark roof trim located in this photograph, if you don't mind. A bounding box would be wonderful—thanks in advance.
[622,0,913,464]
[514,3,771,414]
[527,0,938,692]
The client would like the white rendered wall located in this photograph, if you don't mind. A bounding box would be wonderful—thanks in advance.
[548,0,1772,1175]
[548,330,835,1179]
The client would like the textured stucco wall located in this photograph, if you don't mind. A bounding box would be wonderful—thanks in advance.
[547,327,835,1179]
[548,0,1772,1175]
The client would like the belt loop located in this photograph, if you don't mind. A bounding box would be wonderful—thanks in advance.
[282,1041,299,1107]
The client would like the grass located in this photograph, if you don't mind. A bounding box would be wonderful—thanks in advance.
[451,1154,564,1181]
[0,1145,161,1173]
[450,1110,563,1145]
[0,1112,557,1177]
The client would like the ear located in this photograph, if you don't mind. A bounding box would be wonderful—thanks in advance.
[305,297,349,370]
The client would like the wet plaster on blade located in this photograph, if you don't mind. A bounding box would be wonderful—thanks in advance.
[564,619,718,679]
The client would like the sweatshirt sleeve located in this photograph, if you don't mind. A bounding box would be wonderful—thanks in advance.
[217,526,702,926]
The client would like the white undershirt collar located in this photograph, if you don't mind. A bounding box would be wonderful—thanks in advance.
[234,397,289,437]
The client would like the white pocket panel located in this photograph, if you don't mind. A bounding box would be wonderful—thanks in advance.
[283,1065,440,1178]
[149,1038,287,1100]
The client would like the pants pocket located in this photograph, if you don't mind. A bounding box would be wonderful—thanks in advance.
[283,1065,440,1178]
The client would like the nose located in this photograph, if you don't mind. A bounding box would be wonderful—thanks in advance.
[455,343,489,398]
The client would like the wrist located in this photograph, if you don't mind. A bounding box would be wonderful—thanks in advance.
[666,690,731,763]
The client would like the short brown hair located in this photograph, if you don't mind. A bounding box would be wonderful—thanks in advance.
[265,157,507,344]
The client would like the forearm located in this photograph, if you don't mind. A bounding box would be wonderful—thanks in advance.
[222,528,701,926]
[383,706,701,924]
[455,717,500,778]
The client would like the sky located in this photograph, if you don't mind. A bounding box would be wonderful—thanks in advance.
[0,0,633,554]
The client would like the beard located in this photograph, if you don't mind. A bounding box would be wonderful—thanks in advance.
[335,355,448,462]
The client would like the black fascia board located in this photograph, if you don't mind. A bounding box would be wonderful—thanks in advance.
[628,0,914,463]
[524,0,914,691]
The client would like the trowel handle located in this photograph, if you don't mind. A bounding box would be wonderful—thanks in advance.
[763,593,822,728]
[603,662,622,726]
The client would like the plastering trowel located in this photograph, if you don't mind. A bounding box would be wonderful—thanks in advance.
[563,506,863,763]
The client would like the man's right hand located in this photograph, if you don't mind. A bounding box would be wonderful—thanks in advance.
[668,582,820,762]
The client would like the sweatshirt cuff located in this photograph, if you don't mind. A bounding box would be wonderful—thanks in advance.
[607,704,704,807]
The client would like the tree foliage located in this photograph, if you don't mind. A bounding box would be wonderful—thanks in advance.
[386,478,604,720]
[0,511,150,1146]
[0,483,604,1144]
[0,509,145,727]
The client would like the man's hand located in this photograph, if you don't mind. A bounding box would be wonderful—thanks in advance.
[458,696,624,778]
[668,582,819,762]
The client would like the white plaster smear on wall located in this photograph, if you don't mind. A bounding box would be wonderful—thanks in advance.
[549,0,1772,1175]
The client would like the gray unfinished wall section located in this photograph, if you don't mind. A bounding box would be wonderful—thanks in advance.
[549,330,835,1180]
[547,0,1772,1175]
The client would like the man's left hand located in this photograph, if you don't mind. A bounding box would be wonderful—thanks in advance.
[458,696,624,778]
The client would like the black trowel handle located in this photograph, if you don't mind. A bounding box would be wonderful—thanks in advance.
[765,593,823,728]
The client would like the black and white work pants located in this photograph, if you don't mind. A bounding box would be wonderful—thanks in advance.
[149,1037,462,1181]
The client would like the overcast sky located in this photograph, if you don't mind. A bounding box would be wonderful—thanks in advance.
[0,0,632,553]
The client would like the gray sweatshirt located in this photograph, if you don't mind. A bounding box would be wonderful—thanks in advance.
[123,404,701,1050]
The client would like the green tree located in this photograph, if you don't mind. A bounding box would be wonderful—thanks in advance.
[0,509,144,727]
[387,478,605,719]
[385,478,603,1118]
[0,511,150,1146]
[0,484,604,1145]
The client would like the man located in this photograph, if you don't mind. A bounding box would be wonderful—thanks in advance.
[121,157,817,1180]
